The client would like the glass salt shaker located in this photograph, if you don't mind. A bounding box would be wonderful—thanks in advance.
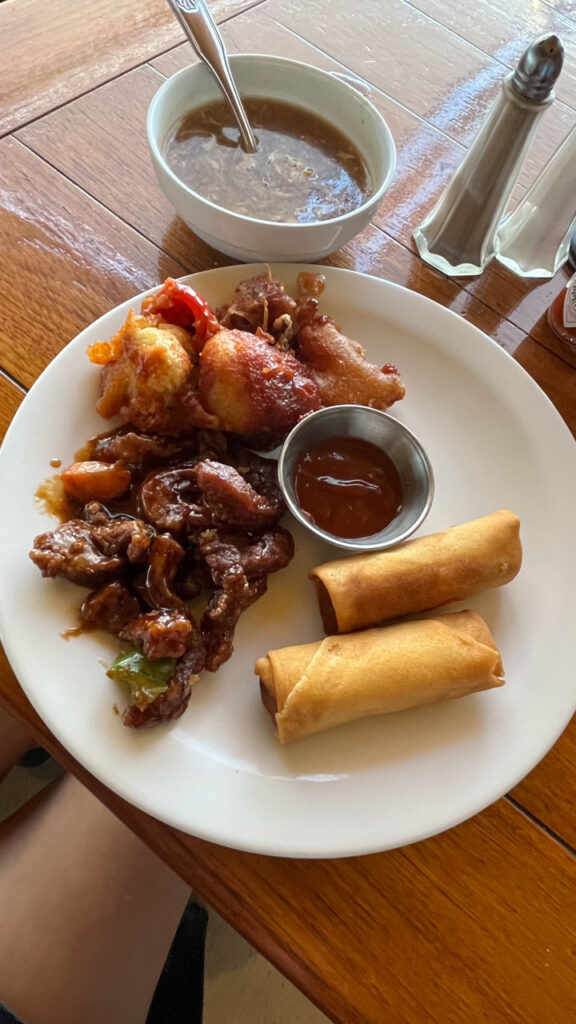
[413,34,564,277]
[495,123,576,278]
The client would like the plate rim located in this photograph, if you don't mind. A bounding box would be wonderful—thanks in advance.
[1,262,575,858]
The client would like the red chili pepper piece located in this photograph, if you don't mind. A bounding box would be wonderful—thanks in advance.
[143,278,220,348]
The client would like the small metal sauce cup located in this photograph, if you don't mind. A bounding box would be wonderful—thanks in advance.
[278,405,434,551]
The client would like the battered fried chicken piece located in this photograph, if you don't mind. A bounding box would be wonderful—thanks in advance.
[293,271,327,333]
[194,461,284,530]
[296,315,405,409]
[85,273,404,452]
[88,311,197,434]
[297,271,326,300]
[120,609,195,660]
[30,515,153,587]
[80,581,143,635]
[198,328,321,438]
[122,644,205,729]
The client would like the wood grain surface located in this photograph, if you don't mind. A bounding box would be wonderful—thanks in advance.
[2,1,576,1022]
[0,0,263,135]
[0,136,186,386]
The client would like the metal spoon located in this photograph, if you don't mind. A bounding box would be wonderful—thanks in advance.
[166,0,258,153]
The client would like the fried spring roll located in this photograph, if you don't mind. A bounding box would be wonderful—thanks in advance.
[310,510,521,635]
[256,611,504,744]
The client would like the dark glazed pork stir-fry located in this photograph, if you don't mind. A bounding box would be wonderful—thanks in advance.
[31,434,293,728]
[29,270,404,729]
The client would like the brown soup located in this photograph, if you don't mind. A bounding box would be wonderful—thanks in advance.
[163,97,372,223]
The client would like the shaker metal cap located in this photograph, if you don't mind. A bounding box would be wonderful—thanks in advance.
[511,34,564,101]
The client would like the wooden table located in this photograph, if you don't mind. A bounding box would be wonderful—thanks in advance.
[2,1,576,1021]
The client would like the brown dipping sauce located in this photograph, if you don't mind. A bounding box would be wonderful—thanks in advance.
[163,97,371,223]
[294,435,403,539]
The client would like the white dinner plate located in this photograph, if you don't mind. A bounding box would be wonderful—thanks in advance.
[1,263,575,858]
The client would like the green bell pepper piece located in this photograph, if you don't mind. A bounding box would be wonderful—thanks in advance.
[107,650,176,710]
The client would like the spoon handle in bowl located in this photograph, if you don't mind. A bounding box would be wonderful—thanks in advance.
[166,0,258,154]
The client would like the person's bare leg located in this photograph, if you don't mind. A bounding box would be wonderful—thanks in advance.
[0,702,37,783]
[0,774,191,1024]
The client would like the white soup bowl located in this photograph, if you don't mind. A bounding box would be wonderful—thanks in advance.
[147,54,396,262]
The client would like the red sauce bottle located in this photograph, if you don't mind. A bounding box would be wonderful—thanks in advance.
[547,270,576,344]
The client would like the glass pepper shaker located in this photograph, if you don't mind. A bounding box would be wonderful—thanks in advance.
[413,34,564,277]
[495,123,576,278]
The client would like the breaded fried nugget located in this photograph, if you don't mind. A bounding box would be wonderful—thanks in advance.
[89,311,194,431]
[296,316,405,410]
[198,328,321,436]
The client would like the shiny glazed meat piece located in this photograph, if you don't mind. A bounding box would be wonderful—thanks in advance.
[30,515,153,587]
[30,521,125,587]
[202,574,267,672]
[90,429,201,467]
[217,271,298,336]
[120,609,196,660]
[86,517,155,563]
[238,528,295,577]
[80,581,143,634]
[198,527,293,671]
[199,527,294,581]
[232,449,284,505]
[194,460,284,530]
[121,644,205,729]
[145,534,187,610]
[139,464,209,535]
[139,453,286,537]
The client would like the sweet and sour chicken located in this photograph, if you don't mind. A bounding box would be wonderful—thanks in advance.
[88,271,404,443]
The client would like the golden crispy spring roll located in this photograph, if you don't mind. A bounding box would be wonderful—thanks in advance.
[310,510,521,635]
[256,611,504,744]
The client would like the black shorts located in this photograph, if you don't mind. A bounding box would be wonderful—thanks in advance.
[0,1004,24,1024]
